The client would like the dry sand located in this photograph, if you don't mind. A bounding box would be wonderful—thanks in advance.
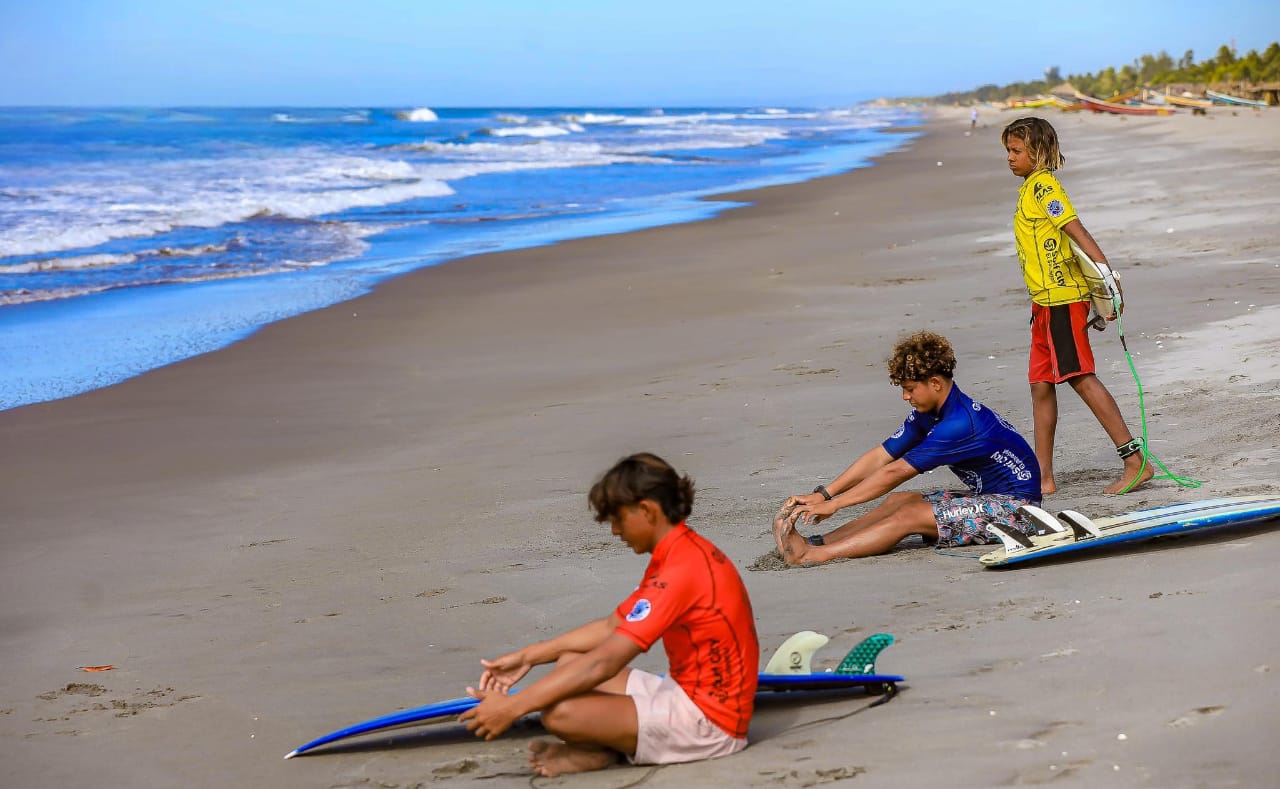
[2,105,1278,788]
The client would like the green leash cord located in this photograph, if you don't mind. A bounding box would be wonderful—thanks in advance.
[1110,295,1202,493]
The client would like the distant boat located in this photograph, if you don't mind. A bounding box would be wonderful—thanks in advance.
[1206,89,1269,108]
[1048,95,1085,111]
[1006,96,1055,109]
[1104,88,1143,104]
[1162,93,1214,109]
[1077,93,1176,116]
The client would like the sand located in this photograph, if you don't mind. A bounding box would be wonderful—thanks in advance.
[2,105,1278,788]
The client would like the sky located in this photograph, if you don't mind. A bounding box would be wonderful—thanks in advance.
[1,0,1277,107]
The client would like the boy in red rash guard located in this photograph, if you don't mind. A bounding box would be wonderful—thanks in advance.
[461,453,759,778]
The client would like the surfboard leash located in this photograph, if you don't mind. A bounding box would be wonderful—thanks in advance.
[1111,309,1202,494]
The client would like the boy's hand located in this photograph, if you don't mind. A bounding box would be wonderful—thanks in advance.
[477,651,531,694]
[788,499,836,527]
[784,492,824,508]
[460,688,522,740]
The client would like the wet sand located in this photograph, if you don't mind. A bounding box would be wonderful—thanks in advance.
[2,105,1278,788]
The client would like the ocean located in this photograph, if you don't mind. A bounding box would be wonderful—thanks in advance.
[0,105,920,410]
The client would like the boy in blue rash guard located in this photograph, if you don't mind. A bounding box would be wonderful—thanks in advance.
[773,331,1039,566]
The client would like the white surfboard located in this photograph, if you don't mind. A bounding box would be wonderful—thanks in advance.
[981,495,1280,567]
[1070,241,1121,322]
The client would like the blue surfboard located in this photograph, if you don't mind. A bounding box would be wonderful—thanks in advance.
[286,635,903,759]
[980,495,1280,567]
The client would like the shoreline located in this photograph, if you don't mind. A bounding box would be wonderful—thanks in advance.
[3,109,1278,788]
[0,110,923,412]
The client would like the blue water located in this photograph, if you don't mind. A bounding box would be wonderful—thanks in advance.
[0,105,920,409]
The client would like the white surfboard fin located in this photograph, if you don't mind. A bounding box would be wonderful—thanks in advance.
[1070,241,1122,323]
[764,630,830,674]
[1018,504,1067,536]
[988,523,1035,555]
[1057,510,1103,540]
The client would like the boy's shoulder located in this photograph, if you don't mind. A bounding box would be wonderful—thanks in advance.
[1024,169,1066,202]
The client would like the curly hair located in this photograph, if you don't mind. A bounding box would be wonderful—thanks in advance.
[589,452,695,524]
[1001,116,1066,172]
[886,331,956,386]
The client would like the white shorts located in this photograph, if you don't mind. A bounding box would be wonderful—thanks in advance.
[626,669,748,765]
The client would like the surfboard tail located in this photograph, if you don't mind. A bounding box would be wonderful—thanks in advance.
[988,522,1034,555]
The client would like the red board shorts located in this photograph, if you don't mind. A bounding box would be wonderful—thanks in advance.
[1029,301,1096,384]
[626,669,747,765]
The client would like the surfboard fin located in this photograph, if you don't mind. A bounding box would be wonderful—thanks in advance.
[1018,504,1067,536]
[834,633,895,676]
[1057,510,1102,540]
[763,630,830,675]
[1070,241,1122,324]
[989,522,1035,555]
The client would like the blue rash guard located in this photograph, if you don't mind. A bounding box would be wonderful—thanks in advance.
[882,384,1041,502]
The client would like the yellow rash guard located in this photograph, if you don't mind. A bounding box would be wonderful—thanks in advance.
[1013,169,1091,306]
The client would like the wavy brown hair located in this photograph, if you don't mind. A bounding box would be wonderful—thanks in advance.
[589,452,695,524]
[1002,116,1066,172]
[886,331,956,386]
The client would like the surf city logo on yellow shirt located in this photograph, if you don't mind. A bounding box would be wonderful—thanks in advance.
[1042,238,1067,286]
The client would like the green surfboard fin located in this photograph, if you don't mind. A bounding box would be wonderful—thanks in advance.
[834,633,895,676]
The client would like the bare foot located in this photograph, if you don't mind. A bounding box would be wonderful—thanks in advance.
[772,505,797,556]
[772,514,815,566]
[528,739,614,777]
[1104,456,1155,495]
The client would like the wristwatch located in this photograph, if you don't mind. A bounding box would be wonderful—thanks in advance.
[813,484,833,501]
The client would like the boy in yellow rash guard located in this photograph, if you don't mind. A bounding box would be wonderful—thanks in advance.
[1002,117,1153,496]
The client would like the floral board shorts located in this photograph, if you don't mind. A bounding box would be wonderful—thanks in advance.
[923,490,1035,547]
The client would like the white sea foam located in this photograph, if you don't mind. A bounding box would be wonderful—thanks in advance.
[395,140,665,169]
[0,252,138,274]
[0,234,371,305]
[486,124,577,138]
[559,112,627,124]
[398,108,438,122]
[0,284,116,306]
[0,152,454,258]
[628,123,789,147]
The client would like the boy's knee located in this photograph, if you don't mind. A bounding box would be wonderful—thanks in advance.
[539,695,601,739]
[540,698,574,734]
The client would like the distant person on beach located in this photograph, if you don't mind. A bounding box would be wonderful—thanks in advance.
[772,332,1040,566]
[971,107,979,129]
[1001,116,1153,495]
[461,453,759,777]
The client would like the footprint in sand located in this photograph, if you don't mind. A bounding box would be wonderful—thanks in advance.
[1167,705,1226,728]
[431,758,481,777]
[33,685,200,728]
[753,765,867,786]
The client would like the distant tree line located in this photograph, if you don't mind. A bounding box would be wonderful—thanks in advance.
[927,40,1280,103]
